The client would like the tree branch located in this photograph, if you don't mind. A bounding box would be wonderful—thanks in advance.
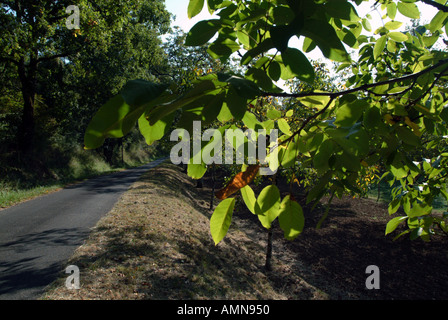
[261,58,448,100]
[36,51,77,63]
[420,0,448,12]
[274,58,448,148]
[0,56,20,66]
[279,96,336,147]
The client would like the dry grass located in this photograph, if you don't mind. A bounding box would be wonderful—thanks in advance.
[42,162,325,300]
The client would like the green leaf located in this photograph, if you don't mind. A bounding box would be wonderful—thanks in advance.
[226,86,248,120]
[324,0,360,22]
[120,80,169,109]
[387,3,397,20]
[270,24,296,52]
[268,61,281,82]
[396,126,420,147]
[245,68,282,92]
[267,108,282,120]
[385,21,403,30]
[313,139,334,173]
[138,112,175,146]
[241,185,257,214]
[217,102,233,123]
[390,162,408,179]
[408,202,432,218]
[256,185,280,213]
[278,118,292,136]
[148,80,222,125]
[190,92,226,125]
[385,216,407,235]
[272,5,295,25]
[188,0,205,19]
[429,10,448,33]
[298,93,333,110]
[281,137,299,168]
[397,2,420,19]
[281,48,315,84]
[301,19,351,62]
[363,105,383,131]
[306,171,332,204]
[335,99,369,127]
[303,37,317,53]
[187,163,207,179]
[208,38,241,60]
[210,198,235,245]
[84,82,168,150]
[278,195,305,241]
[241,39,274,65]
[84,96,129,149]
[374,35,387,59]
[218,73,260,99]
[388,32,408,42]
[185,20,221,46]
[388,198,401,215]
[362,18,372,32]
[242,111,262,130]
[255,185,281,229]
[347,127,369,157]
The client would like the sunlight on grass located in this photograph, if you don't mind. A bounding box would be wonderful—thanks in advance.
[0,184,63,208]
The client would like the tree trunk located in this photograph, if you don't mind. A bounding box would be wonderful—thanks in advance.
[17,59,37,155]
[209,164,215,210]
[265,227,273,271]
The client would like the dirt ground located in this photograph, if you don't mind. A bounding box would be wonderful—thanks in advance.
[202,167,448,300]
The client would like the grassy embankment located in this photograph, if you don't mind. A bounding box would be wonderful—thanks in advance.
[0,145,159,209]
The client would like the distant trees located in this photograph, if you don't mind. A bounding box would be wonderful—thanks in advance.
[0,0,171,157]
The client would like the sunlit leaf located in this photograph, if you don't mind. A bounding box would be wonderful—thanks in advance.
[386,216,407,235]
[255,185,281,229]
[210,198,235,245]
[241,185,257,214]
[397,2,420,19]
[278,195,305,241]
[188,0,205,19]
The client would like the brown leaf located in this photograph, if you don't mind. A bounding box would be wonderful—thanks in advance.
[215,165,260,200]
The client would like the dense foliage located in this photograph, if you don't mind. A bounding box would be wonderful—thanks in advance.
[0,0,172,182]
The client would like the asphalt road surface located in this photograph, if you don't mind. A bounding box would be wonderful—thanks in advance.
[0,158,166,300]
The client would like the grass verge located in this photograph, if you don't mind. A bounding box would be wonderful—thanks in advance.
[0,148,159,209]
[42,162,326,300]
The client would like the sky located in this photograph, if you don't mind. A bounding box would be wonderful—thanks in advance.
[164,0,216,32]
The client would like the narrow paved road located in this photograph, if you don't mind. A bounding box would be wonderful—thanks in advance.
[0,158,166,300]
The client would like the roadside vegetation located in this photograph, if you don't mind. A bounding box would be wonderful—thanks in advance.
[0,134,160,208]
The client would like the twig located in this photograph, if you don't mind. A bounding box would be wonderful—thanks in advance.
[260,58,448,100]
